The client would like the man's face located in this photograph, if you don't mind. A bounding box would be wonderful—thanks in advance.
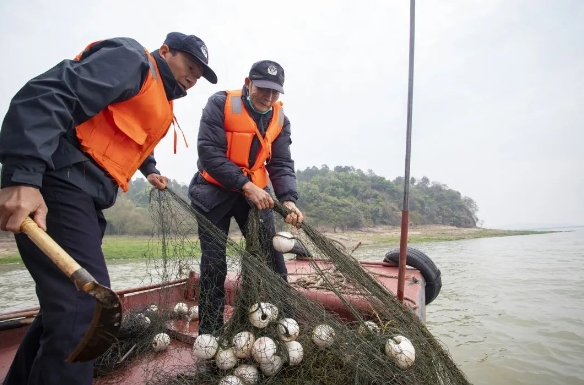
[246,79,280,112]
[160,45,203,93]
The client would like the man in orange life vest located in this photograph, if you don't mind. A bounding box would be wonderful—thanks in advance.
[189,60,303,335]
[0,32,217,385]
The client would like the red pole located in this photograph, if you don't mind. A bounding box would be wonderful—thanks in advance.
[397,211,410,301]
[397,0,416,303]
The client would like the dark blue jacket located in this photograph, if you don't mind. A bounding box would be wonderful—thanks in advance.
[0,38,186,209]
[189,88,298,214]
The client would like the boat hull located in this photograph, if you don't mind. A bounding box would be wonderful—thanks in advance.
[0,258,425,383]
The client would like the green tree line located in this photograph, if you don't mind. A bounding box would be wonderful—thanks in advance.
[102,165,479,235]
[296,166,478,231]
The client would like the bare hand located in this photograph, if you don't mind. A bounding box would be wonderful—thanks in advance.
[242,182,274,210]
[147,173,168,190]
[0,186,48,233]
[283,201,303,228]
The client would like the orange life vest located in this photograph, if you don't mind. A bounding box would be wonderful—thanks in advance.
[73,41,174,192]
[202,89,285,189]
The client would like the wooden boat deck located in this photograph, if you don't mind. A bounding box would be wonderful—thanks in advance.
[0,259,425,384]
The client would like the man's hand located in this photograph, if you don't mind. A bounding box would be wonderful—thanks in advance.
[242,182,274,210]
[147,173,168,190]
[283,201,303,228]
[0,186,48,233]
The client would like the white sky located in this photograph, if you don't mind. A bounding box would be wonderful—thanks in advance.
[1,0,582,228]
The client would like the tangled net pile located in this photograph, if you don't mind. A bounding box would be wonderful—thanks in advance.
[95,188,470,385]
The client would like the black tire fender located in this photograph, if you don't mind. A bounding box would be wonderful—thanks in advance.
[383,247,442,305]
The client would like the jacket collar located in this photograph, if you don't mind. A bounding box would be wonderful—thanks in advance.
[151,49,187,101]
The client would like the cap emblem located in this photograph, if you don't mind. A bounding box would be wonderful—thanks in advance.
[267,65,278,75]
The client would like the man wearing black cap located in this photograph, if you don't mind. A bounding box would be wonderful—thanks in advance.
[189,60,303,336]
[0,32,217,385]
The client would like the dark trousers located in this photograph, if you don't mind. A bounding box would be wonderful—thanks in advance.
[3,176,109,385]
[195,195,287,335]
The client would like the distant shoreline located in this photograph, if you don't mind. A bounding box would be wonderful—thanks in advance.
[319,225,557,250]
[0,225,557,265]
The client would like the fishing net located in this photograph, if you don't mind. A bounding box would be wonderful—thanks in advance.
[95,187,470,385]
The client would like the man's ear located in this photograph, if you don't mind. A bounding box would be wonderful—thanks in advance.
[159,44,170,58]
[244,77,251,89]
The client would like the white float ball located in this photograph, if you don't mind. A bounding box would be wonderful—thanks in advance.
[251,336,277,364]
[233,364,259,384]
[215,347,238,370]
[385,335,416,369]
[232,331,255,358]
[146,304,158,313]
[358,320,381,334]
[264,302,279,322]
[187,305,199,321]
[192,334,219,359]
[173,302,188,316]
[277,318,300,342]
[248,303,272,329]
[272,231,295,253]
[152,332,171,352]
[218,375,243,385]
[285,341,304,366]
[260,355,283,376]
[312,324,335,348]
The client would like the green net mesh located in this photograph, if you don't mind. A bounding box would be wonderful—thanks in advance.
[94,188,470,385]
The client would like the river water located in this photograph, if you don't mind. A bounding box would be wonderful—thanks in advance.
[1,230,582,384]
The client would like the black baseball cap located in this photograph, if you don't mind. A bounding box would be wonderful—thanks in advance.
[164,32,218,84]
[249,60,285,94]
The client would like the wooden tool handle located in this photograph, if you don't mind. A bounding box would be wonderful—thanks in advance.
[21,217,83,278]
[20,219,121,364]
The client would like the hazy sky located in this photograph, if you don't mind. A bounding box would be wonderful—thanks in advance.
[0,0,582,228]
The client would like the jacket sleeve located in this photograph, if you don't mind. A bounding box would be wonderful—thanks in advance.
[266,115,299,202]
[0,38,148,189]
[139,154,160,177]
[197,92,250,190]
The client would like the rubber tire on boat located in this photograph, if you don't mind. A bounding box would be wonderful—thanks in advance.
[383,247,442,305]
